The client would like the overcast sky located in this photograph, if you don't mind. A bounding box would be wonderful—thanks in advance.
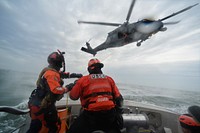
[0,0,199,91]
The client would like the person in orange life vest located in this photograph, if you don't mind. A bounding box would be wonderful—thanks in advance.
[188,105,200,124]
[27,51,82,133]
[179,114,200,133]
[67,58,124,133]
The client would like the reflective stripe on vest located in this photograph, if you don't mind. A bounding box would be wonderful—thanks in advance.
[83,92,113,99]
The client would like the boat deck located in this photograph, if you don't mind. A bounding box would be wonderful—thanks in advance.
[17,99,183,133]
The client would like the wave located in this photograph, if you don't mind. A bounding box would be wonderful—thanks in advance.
[0,101,28,133]
[119,83,200,114]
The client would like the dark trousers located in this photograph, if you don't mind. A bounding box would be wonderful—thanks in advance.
[67,108,121,133]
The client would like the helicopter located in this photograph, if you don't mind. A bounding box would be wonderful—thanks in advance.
[78,0,198,56]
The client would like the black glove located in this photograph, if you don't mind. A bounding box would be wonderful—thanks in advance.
[60,79,64,86]
[60,72,70,79]
[115,106,124,114]
[69,73,83,78]
[65,83,74,91]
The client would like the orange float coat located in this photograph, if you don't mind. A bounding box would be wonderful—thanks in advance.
[70,74,121,111]
[36,67,66,95]
[42,70,66,94]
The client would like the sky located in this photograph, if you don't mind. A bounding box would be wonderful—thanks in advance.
[0,0,200,91]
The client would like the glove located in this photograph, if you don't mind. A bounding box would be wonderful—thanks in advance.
[60,72,70,79]
[69,73,83,78]
[65,83,74,92]
[60,79,64,86]
[115,106,124,114]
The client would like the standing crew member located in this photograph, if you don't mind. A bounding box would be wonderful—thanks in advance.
[27,50,82,133]
[67,58,123,133]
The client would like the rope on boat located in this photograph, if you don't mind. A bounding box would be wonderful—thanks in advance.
[65,93,69,129]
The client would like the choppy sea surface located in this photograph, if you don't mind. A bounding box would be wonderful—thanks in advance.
[0,69,200,133]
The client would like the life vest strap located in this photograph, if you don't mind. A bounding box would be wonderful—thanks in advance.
[83,92,113,99]
[36,67,57,88]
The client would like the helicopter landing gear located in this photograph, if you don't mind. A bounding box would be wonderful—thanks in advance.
[136,42,141,47]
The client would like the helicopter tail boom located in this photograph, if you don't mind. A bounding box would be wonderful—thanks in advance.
[81,42,97,56]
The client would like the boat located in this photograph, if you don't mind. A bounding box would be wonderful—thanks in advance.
[0,98,183,133]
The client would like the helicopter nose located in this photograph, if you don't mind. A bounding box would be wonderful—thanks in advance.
[136,21,163,34]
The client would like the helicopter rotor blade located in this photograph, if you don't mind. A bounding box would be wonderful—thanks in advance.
[126,0,136,22]
[163,21,180,25]
[160,3,199,21]
[78,20,121,27]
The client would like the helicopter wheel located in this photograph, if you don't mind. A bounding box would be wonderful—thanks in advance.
[136,42,141,47]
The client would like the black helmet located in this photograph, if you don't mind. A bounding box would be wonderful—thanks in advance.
[47,52,64,69]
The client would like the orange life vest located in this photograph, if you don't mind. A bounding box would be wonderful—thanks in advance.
[33,67,65,108]
[81,74,115,111]
[37,67,65,94]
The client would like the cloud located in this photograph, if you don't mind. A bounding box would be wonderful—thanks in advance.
[171,28,200,42]
[0,0,199,90]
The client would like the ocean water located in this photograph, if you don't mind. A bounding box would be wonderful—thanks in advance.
[0,69,200,133]
[0,69,37,133]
